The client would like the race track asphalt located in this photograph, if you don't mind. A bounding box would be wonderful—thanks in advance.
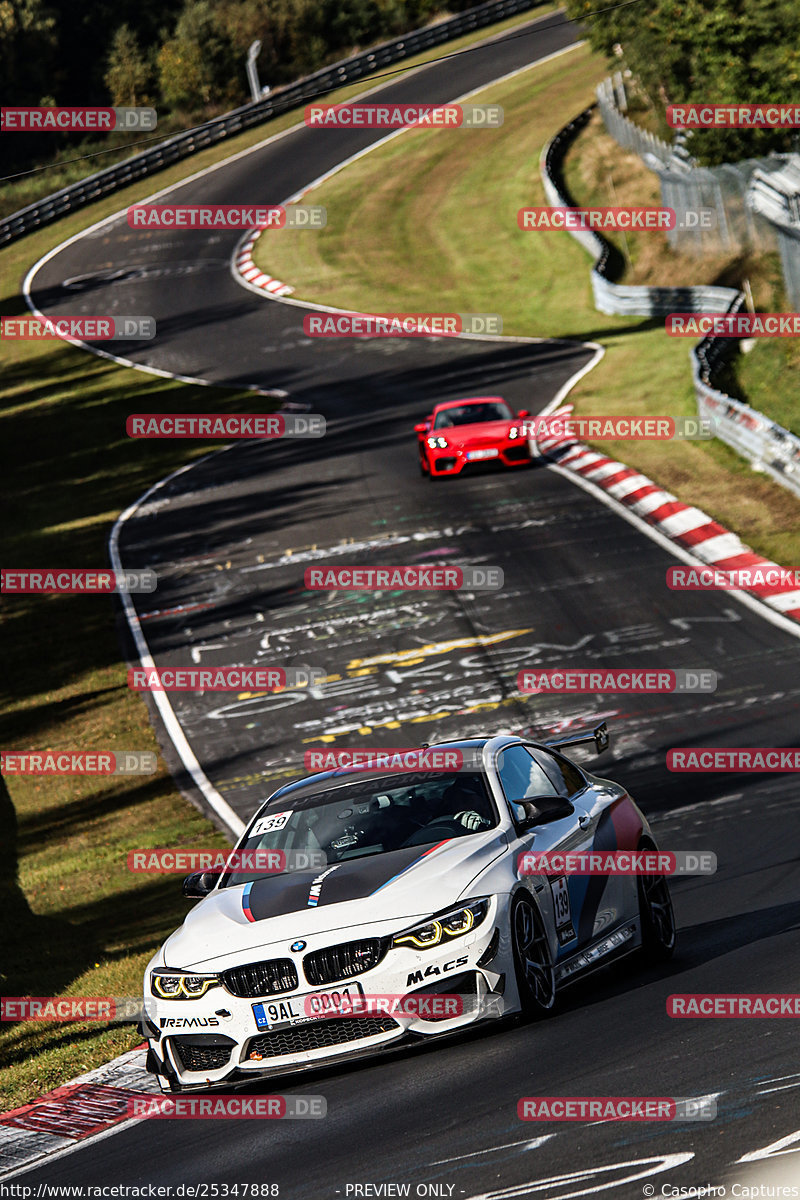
[18,10,800,1194]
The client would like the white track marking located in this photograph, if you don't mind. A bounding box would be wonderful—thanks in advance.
[109,447,246,839]
[102,36,603,840]
[23,12,576,375]
[461,1153,695,1200]
[431,1135,555,1164]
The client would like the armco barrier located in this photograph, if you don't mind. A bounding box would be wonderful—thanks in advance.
[0,0,543,248]
[693,367,800,500]
[539,106,800,501]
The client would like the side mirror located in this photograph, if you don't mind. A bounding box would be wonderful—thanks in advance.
[414,423,427,435]
[512,796,572,828]
[517,409,530,419]
[182,870,216,899]
[511,801,535,826]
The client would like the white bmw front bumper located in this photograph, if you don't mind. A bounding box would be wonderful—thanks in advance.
[144,896,509,1091]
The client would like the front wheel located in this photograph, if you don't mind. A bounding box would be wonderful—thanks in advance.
[511,893,556,1018]
[637,852,676,962]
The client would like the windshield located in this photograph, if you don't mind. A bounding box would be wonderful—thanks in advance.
[433,401,513,429]
[220,770,497,887]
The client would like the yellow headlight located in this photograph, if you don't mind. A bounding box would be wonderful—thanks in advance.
[153,974,182,999]
[393,920,442,949]
[152,972,217,999]
[391,900,488,952]
[182,976,217,997]
[441,908,475,937]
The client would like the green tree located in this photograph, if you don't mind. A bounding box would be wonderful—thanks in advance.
[0,0,58,102]
[565,0,800,164]
[104,23,151,106]
[157,0,238,110]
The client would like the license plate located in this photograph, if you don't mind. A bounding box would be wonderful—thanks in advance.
[467,448,499,460]
[252,981,365,1030]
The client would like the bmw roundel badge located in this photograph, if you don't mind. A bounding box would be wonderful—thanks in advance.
[291,940,307,952]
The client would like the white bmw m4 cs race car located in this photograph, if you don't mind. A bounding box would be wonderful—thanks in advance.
[142,724,676,1092]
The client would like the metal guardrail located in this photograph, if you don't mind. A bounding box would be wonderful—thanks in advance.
[540,106,800,501]
[0,0,544,248]
[693,370,800,500]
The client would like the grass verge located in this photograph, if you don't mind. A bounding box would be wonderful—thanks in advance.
[251,43,800,566]
[0,307,255,1110]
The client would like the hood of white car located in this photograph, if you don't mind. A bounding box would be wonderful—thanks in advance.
[163,831,507,969]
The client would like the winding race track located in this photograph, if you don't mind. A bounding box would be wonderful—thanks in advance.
[18,10,800,1195]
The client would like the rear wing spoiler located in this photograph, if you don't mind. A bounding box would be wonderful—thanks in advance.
[544,721,609,755]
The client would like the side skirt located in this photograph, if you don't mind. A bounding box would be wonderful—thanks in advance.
[554,920,640,988]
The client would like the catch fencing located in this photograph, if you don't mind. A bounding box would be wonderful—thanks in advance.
[748,156,800,310]
[595,76,779,257]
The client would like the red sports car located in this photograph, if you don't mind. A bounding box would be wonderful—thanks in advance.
[415,396,532,478]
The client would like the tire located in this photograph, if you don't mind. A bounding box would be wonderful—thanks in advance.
[637,847,677,962]
[511,893,556,1018]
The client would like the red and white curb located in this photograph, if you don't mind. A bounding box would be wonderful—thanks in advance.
[0,1045,158,1179]
[535,405,800,625]
[235,230,294,296]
